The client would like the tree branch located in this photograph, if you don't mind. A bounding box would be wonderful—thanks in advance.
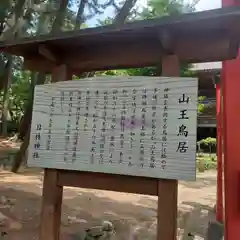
[81,0,137,78]
[75,0,88,30]
[114,0,138,25]
[51,0,69,33]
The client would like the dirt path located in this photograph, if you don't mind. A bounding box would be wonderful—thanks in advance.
[0,169,217,239]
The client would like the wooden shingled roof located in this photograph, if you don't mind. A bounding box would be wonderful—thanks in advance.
[1,6,240,73]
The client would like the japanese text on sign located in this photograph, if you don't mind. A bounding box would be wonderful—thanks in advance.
[28,77,198,181]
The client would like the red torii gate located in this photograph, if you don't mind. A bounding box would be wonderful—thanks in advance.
[216,0,240,239]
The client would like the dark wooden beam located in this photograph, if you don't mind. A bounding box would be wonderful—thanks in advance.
[174,31,236,63]
[24,57,56,73]
[58,170,158,196]
[23,32,235,74]
[38,44,57,63]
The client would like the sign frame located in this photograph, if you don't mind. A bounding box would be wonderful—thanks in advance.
[28,76,197,181]
[38,56,184,240]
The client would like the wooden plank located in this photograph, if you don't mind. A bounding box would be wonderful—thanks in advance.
[39,64,71,240]
[39,169,63,240]
[27,76,198,181]
[58,170,158,196]
[157,55,179,240]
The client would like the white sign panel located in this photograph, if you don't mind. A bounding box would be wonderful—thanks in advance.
[28,77,198,181]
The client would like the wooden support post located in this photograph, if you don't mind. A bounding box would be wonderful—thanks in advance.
[39,64,72,240]
[52,65,72,83]
[157,55,179,240]
[39,169,63,240]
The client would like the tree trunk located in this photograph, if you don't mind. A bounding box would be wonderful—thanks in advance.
[11,128,30,173]
[1,56,13,136]
[75,0,87,30]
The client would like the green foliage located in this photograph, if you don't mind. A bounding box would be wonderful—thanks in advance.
[126,67,161,76]
[0,70,31,122]
[198,137,216,147]
[198,96,206,114]
[139,0,198,20]
[198,137,216,155]
[10,71,31,116]
[197,155,217,171]
[95,69,128,76]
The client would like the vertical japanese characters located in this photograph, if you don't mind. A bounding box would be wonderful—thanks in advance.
[160,88,169,169]
[46,96,55,150]
[33,123,41,160]
[90,92,98,164]
[99,90,106,164]
[130,89,136,167]
[177,93,190,153]
[109,90,117,163]
[150,88,158,168]
[72,91,81,162]
[140,88,147,167]
[90,89,96,164]
[64,92,72,161]
[29,77,197,180]
[32,88,191,166]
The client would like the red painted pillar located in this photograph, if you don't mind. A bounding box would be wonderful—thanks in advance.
[216,77,223,223]
[222,57,240,240]
[222,1,240,239]
[222,0,240,239]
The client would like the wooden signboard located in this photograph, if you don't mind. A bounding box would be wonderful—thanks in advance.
[27,76,198,181]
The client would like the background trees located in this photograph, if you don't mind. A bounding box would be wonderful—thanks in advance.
[0,0,200,172]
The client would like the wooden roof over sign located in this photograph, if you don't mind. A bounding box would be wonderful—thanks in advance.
[1,6,240,73]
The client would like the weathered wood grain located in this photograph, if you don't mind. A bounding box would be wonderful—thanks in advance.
[28,76,198,181]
